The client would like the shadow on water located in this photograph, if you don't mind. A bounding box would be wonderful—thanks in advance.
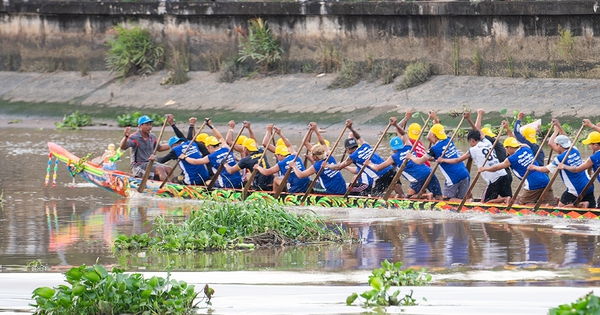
[2,126,600,286]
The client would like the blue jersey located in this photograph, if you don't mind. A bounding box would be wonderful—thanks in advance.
[313,157,346,194]
[208,147,243,188]
[551,147,591,195]
[589,150,600,183]
[391,146,431,183]
[428,138,470,186]
[506,146,548,190]
[172,141,209,185]
[349,143,393,181]
[277,155,310,193]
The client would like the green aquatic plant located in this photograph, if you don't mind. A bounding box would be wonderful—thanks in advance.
[113,200,350,252]
[117,112,165,127]
[549,291,600,315]
[347,259,431,307]
[30,264,210,315]
[55,111,93,130]
[26,259,47,271]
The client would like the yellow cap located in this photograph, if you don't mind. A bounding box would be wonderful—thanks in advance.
[196,133,209,143]
[430,124,447,140]
[314,139,331,147]
[275,145,290,156]
[242,138,258,151]
[204,136,220,146]
[276,138,284,147]
[481,127,496,137]
[523,127,537,143]
[236,135,247,145]
[582,131,600,145]
[407,123,421,140]
[503,137,521,148]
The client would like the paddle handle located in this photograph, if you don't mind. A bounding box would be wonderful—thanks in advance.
[159,120,208,188]
[242,130,276,199]
[382,116,432,201]
[206,125,246,191]
[274,128,314,198]
[457,126,505,211]
[417,115,466,198]
[533,124,586,211]
[574,165,600,207]
[343,121,394,198]
[301,125,348,202]
[138,116,168,193]
[505,124,553,210]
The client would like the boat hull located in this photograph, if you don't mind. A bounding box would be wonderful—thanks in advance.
[47,142,600,220]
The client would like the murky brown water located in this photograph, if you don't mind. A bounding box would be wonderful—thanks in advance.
[2,126,600,286]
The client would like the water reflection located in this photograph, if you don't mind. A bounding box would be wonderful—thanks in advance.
[2,126,600,285]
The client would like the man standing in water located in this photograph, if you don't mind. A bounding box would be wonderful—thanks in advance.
[120,115,171,181]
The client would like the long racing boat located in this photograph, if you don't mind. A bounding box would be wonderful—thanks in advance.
[47,142,600,220]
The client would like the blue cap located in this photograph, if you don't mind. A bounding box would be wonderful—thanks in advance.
[168,136,185,147]
[390,136,404,150]
[137,115,154,125]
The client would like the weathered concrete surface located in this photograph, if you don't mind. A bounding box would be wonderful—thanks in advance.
[0,71,599,123]
[0,271,598,315]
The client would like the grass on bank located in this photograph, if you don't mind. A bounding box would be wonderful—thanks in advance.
[113,200,352,252]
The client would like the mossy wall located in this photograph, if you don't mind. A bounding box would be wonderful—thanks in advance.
[1,0,599,77]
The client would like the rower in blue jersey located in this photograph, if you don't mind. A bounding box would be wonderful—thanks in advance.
[367,117,441,199]
[254,126,310,194]
[327,119,397,197]
[290,123,346,195]
[409,111,470,200]
[558,119,600,208]
[157,136,210,185]
[181,119,243,189]
[478,134,556,206]
[528,119,594,208]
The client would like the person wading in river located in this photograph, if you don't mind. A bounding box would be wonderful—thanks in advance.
[120,115,171,181]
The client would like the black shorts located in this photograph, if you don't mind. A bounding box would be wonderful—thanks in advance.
[483,174,512,202]
[561,191,596,208]
[371,168,397,196]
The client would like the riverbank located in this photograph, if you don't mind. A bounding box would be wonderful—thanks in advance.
[1,71,599,130]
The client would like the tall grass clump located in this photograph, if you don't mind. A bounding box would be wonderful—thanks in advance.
[395,61,431,91]
[557,24,576,61]
[161,45,190,85]
[30,264,212,315]
[367,60,400,85]
[237,18,283,74]
[105,23,165,81]
[318,42,343,73]
[472,49,482,76]
[328,60,362,89]
[113,200,350,252]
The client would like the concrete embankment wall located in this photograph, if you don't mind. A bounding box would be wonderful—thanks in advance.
[1,0,600,77]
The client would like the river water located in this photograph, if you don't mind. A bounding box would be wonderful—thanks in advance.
[2,125,600,287]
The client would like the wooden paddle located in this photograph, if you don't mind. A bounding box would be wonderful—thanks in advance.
[457,127,505,211]
[417,115,466,198]
[382,116,432,201]
[159,120,207,189]
[242,130,277,200]
[533,124,586,211]
[301,125,348,203]
[274,128,314,198]
[206,125,246,191]
[574,165,600,207]
[138,116,168,193]
[343,121,394,198]
[505,125,554,211]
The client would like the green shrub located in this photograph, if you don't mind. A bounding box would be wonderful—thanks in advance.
[55,111,93,130]
[328,60,362,89]
[117,112,165,127]
[346,259,431,307]
[219,59,251,83]
[105,23,165,80]
[113,200,350,252]
[30,264,211,315]
[549,291,600,315]
[395,61,431,91]
[238,18,284,74]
